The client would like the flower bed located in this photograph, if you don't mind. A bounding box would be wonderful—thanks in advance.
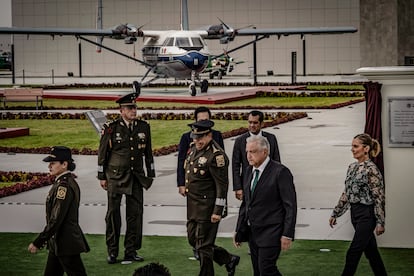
[0,171,54,198]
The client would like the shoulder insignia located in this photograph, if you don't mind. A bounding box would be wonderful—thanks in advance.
[56,186,67,200]
[216,155,225,167]
[101,120,115,135]
[212,143,220,153]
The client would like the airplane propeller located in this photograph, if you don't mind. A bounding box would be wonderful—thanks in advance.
[215,18,254,44]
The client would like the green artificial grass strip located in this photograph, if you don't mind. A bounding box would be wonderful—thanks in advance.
[0,234,413,276]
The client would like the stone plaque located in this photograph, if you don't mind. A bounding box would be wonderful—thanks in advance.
[388,97,414,147]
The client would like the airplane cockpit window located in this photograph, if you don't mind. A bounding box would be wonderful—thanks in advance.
[175,37,191,48]
[191,37,204,48]
[164,37,174,46]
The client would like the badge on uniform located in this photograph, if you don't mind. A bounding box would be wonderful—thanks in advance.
[216,155,225,167]
[56,186,67,200]
[198,157,207,166]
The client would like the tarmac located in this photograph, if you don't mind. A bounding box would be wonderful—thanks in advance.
[0,74,367,241]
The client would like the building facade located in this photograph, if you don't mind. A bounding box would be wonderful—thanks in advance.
[3,0,361,77]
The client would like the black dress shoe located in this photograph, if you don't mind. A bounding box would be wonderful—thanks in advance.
[123,253,144,262]
[225,255,240,276]
[107,254,117,264]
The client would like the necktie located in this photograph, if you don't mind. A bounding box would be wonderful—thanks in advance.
[129,123,133,132]
[251,169,260,195]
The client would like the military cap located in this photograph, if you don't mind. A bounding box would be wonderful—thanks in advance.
[116,92,139,106]
[43,146,74,162]
[189,119,215,138]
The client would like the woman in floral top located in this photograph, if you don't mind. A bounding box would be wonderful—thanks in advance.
[329,134,387,276]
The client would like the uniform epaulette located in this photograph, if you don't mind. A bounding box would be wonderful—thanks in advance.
[212,143,220,153]
[103,120,116,129]
[101,120,116,135]
[135,118,149,125]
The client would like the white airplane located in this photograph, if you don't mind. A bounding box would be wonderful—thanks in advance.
[0,0,357,96]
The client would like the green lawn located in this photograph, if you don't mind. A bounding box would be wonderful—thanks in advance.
[1,95,364,110]
[0,119,249,150]
[0,233,412,276]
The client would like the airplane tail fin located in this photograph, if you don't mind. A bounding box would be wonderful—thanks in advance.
[96,0,103,53]
[181,0,189,30]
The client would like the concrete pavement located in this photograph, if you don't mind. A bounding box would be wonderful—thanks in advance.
[0,100,366,241]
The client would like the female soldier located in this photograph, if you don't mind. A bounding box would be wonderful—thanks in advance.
[28,146,89,276]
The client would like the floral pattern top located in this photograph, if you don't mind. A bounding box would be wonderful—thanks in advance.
[331,159,385,226]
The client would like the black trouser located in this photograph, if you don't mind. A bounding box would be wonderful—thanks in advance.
[342,203,387,276]
[187,220,233,276]
[105,186,143,257]
[44,251,87,276]
[248,228,282,276]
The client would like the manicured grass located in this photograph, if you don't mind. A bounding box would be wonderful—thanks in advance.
[1,96,364,110]
[0,119,248,150]
[0,233,412,276]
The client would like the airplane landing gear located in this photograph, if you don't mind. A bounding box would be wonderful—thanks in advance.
[189,84,196,96]
[189,71,209,96]
[132,81,141,96]
[201,79,208,93]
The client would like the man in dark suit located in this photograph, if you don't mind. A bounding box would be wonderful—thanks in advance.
[234,135,297,276]
[98,92,155,264]
[232,110,280,200]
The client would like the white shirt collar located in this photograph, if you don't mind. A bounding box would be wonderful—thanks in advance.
[249,131,263,137]
[253,156,270,175]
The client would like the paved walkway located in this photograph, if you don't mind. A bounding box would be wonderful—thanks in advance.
[0,99,366,240]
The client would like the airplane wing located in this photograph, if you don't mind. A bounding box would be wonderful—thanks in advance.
[0,24,148,41]
[200,25,357,43]
[235,26,357,36]
[0,27,114,36]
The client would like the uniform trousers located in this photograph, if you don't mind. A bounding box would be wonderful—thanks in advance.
[105,184,143,257]
[44,251,87,276]
[187,220,233,276]
[342,203,387,276]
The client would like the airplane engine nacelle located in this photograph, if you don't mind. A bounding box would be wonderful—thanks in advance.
[207,24,224,36]
[220,37,231,44]
[124,37,137,44]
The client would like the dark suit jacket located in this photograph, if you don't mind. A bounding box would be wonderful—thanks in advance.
[235,160,297,247]
[177,129,224,186]
[232,131,280,191]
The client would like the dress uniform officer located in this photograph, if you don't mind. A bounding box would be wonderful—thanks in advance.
[184,120,240,276]
[28,146,89,276]
[97,92,155,264]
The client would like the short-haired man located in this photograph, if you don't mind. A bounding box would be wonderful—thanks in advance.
[234,135,297,275]
[232,110,280,200]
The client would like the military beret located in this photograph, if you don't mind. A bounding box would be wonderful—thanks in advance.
[116,92,139,106]
[189,119,215,139]
[43,146,74,162]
